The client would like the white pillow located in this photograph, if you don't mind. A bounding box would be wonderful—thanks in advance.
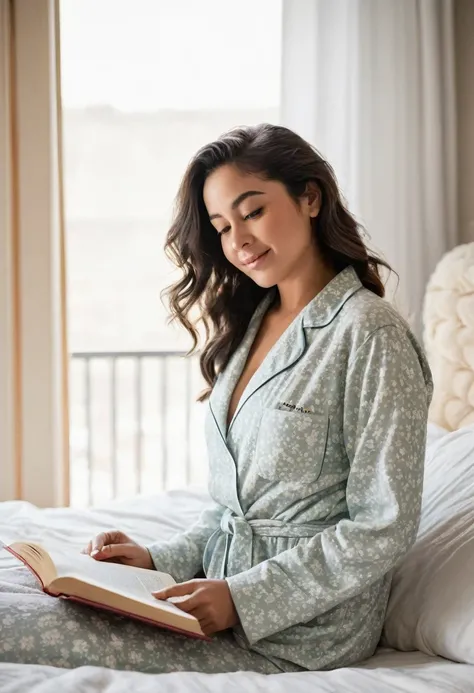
[425,421,448,447]
[382,424,474,663]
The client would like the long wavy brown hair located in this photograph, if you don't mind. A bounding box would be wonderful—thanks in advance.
[162,123,392,402]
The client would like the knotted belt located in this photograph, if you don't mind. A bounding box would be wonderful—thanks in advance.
[203,507,336,578]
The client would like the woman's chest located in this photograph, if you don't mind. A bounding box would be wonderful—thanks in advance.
[209,332,350,509]
[226,313,297,429]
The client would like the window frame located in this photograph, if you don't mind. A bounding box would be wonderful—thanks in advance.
[0,0,69,506]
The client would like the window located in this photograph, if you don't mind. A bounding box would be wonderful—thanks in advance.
[60,0,282,506]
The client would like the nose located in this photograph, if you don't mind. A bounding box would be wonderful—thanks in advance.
[230,221,252,251]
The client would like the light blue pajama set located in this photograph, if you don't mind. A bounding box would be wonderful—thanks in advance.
[0,266,433,673]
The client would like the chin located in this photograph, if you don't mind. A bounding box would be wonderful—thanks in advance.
[249,274,278,289]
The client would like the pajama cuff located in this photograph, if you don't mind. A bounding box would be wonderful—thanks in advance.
[226,570,269,646]
[146,538,200,584]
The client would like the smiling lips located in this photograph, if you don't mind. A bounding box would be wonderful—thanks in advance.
[241,249,270,268]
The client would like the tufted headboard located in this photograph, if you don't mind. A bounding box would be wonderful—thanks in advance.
[423,242,474,431]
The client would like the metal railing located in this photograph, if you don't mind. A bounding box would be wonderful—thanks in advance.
[69,350,207,506]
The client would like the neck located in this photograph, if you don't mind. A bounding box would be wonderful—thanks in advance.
[272,262,337,318]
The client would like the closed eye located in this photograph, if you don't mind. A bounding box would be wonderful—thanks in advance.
[217,225,231,236]
[244,207,264,221]
[216,207,264,236]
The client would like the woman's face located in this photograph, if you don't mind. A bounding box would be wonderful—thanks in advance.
[203,164,321,289]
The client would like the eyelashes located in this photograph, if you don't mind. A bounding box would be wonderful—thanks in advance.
[217,207,264,236]
[245,207,264,221]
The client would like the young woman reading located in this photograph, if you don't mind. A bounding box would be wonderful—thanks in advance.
[0,124,432,674]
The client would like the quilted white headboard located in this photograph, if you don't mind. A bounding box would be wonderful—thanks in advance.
[423,242,474,431]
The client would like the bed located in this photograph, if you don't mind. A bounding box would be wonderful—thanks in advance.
[1,244,474,692]
[0,483,473,693]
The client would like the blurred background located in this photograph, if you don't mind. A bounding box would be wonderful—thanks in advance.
[62,0,281,505]
[1,0,473,507]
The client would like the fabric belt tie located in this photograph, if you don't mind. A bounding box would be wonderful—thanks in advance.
[204,507,335,579]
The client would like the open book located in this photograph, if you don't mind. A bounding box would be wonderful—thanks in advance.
[4,541,209,641]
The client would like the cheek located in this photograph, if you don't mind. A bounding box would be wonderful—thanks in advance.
[264,209,293,246]
[221,238,237,265]
[272,207,310,248]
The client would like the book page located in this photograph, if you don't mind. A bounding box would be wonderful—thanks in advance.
[8,542,57,587]
[50,549,202,630]
[49,548,176,603]
[7,542,204,636]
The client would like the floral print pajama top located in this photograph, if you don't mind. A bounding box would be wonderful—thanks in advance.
[147,265,433,671]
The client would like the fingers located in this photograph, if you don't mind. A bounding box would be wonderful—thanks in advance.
[90,543,128,561]
[152,582,218,636]
[80,530,127,558]
[169,597,215,635]
[170,592,203,613]
[153,582,208,615]
[187,605,210,622]
[152,580,200,600]
[199,620,214,636]
[86,530,125,556]
[186,606,215,636]
[90,531,109,556]
[81,540,93,555]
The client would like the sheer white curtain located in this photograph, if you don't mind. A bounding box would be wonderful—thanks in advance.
[281,0,458,334]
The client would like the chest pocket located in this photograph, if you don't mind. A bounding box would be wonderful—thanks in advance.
[255,408,330,483]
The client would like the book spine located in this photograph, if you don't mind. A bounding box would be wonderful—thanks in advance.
[3,545,47,591]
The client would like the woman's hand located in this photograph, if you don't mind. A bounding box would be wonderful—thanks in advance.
[152,579,239,636]
[81,530,154,570]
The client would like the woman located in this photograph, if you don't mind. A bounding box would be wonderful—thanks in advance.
[0,124,432,674]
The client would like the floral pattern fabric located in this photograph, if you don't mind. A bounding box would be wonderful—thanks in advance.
[0,566,287,673]
[0,266,433,673]
[147,266,434,671]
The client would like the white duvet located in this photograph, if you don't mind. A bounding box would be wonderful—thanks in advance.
[0,487,473,693]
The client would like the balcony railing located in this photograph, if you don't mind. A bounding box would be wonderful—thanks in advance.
[69,351,208,506]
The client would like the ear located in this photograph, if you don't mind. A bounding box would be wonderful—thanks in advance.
[303,182,321,218]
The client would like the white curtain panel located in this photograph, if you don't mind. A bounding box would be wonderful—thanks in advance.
[281,0,458,335]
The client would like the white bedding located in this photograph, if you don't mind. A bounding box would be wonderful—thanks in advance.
[1,488,473,692]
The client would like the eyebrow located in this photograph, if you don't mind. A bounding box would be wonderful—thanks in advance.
[208,190,265,221]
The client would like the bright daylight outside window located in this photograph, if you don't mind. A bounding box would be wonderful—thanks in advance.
[60,0,282,507]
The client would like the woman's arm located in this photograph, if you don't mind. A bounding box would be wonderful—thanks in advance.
[225,325,433,645]
[146,501,225,583]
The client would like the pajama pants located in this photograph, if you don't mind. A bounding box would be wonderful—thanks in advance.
[0,565,300,674]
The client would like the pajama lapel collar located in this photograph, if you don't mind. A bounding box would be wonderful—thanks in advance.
[209,265,363,440]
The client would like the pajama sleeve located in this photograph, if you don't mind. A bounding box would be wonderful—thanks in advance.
[226,325,433,645]
[146,501,225,583]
